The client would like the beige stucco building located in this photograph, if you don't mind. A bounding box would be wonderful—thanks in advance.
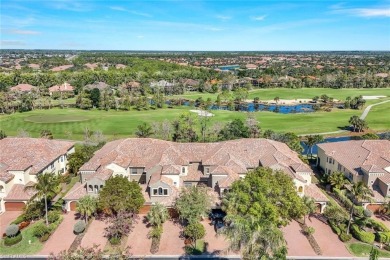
[0,138,75,212]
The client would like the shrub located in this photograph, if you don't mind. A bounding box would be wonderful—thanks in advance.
[40,233,51,242]
[363,208,373,217]
[351,224,375,244]
[33,222,51,238]
[109,237,121,245]
[329,221,341,236]
[148,226,163,239]
[303,226,315,236]
[5,224,19,237]
[150,237,160,254]
[11,214,26,225]
[339,233,352,242]
[48,211,61,224]
[4,233,23,246]
[353,206,364,218]
[369,219,390,232]
[19,221,30,230]
[73,220,86,234]
[24,200,45,221]
[375,232,390,243]
[184,222,206,243]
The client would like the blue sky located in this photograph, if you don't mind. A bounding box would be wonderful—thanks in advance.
[1,0,390,50]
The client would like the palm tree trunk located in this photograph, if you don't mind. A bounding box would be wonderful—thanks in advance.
[85,213,88,224]
[346,206,354,235]
[44,195,49,226]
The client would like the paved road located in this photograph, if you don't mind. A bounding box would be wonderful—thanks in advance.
[360,100,390,120]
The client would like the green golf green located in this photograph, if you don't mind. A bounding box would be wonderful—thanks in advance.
[25,115,91,123]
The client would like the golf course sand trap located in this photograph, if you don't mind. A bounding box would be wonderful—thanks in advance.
[362,95,386,100]
[25,115,91,123]
[190,110,214,117]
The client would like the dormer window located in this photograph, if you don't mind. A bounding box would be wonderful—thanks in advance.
[152,187,169,196]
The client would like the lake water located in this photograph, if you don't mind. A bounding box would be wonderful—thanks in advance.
[218,65,240,71]
[210,103,314,113]
[301,133,389,155]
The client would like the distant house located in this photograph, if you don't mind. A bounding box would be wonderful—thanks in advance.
[317,140,390,212]
[10,84,37,93]
[84,82,110,91]
[49,82,75,96]
[84,63,99,70]
[182,79,199,91]
[121,81,141,92]
[51,65,74,72]
[0,138,75,212]
[115,64,126,69]
[28,64,40,70]
[64,138,328,213]
[245,64,258,70]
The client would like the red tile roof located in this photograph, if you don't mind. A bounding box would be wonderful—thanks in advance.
[49,82,74,93]
[0,138,75,180]
[10,84,37,92]
[4,183,37,201]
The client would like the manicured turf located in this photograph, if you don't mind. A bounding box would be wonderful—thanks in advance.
[347,242,390,257]
[173,88,390,101]
[0,222,43,255]
[1,88,389,140]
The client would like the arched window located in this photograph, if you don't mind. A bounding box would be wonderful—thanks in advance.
[94,185,99,193]
[88,185,93,192]
[0,185,4,192]
[298,186,303,193]
[100,185,103,189]
[158,187,163,195]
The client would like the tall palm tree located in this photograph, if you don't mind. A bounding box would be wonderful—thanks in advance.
[147,203,169,228]
[77,195,98,224]
[346,182,372,234]
[303,196,317,224]
[223,215,286,259]
[304,135,324,159]
[349,115,360,132]
[25,173,60,226]
[328,171,347,190]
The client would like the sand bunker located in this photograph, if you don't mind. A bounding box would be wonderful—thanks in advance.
[362,95,386,100]
[190,110,214,117]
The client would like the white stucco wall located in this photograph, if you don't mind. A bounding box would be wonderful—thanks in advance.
[163,175,180,188]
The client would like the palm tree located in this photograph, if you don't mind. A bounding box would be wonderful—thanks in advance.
[25,173,60,226]
[304,135,324,159]
[303,196,316,224]
[135,122,153,138]
[77,195,98,224]
[274,96,280,104]
[328,171,347,190]
[346,182,373,235]
[349,115,360,132]
[147,203,169,228]
[223,215,286,259]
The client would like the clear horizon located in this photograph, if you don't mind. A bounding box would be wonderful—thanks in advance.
[1,0,390,51]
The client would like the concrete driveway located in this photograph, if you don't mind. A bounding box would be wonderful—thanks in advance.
[282,220,317,257]
[39,212,80,255]
[0,211,22,235]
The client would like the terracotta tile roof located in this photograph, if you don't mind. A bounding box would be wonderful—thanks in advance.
[317,140,390,176]
[378,175,390,184]
[305,184,329,202]
[63,182,87,200]
[51,65,74,72]
[0,138,74,178]
[49,82,74,93]
[80,138,311,189]
[4,184,37,201]
[10,84,37,92]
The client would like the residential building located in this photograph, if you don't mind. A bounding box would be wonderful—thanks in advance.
[64,138,327,212]
[317,140,390,210]
[48,82,74,96]
[10,84,37,93]
[0,138,75,212]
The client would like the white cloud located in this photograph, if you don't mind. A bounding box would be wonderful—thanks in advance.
[136,35,144,39]
[251,15,267,21]
[8,29,41,35]
[216,15,231,21]
[331,6,390,17]
[1,40,25,46]
[348,8,390,17]
[110,6,152,17]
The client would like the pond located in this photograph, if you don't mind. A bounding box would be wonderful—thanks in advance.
[218,65,240,71]
[301,132,390,155]
[165,100,315,114]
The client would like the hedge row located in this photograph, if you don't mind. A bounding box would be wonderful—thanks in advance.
[376,232,390,243]
[369,218,390,232]
[32,215,64,242]
[351,224,375,244]
[333,188,364,217]
[328,221,351,242]
[4,233,23,246]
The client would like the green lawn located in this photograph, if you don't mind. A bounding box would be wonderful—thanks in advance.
[0,100,389,140]
[347,242,390,257]
[0,222,43,255]
[174,88,390,101]
[1,88,389,140]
